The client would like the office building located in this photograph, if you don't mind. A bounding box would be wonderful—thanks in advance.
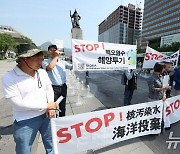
[0,25,22,39]
[98,3,142,47]
[141,0,180,48]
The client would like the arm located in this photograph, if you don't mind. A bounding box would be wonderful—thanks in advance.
[45,50,60,71]
[46,56,58,70]
[149,79,168,92]
[148,77,164,92]
[148,77,166,101]
[154,87,166,91]
[7,95,47,111]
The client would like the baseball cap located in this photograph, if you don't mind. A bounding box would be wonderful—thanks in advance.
[48,44,58,51]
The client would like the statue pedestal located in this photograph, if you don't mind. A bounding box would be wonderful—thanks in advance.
[71,28,83,40]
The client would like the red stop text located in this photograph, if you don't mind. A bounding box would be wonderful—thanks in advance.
[57,112,122,143]
[74,43,105,52]
[166,99,180,117]
[145,52,164,61]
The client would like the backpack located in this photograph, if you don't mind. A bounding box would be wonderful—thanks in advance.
[121,73,127,85]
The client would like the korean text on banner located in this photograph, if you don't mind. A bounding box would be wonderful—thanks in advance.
[142,46,167,69]
[163,95,180,128]
[162,50,179,68]
[51,100,163,154]
[72,39,137,71]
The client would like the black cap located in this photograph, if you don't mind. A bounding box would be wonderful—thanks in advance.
[48,45,57,51]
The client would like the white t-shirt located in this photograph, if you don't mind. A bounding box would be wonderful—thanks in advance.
[2,66,54,122]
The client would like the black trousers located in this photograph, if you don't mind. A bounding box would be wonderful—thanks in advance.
[52,84,67,117]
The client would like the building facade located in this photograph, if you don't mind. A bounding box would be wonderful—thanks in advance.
[141,0,180,48]
[98,4,142,47]
[0,25,22,39]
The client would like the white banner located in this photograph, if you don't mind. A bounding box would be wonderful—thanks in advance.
[51,101,163,154]
[142,47,179,69]
[163,95,180,128]
[72,39,137,71]
[142,46,167,68]
[162,50,179,68]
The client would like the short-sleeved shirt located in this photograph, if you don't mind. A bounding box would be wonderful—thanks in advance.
[2,66,53,121]
[42,58,72,85]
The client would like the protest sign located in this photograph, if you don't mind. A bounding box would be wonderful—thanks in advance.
[51,101,163,154]
[72,39,137,71]
[164,95,180,128]
[162,51,179,68]
[142,46,179,69]
[142,46,167,68]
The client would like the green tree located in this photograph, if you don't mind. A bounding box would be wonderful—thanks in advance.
[138,42,180,54]
[0,33,16,59]
[0,33,33,59]
[137,48,145,53]
[16,36,33,44]
[151,42,180,53]
[13,36,33,53]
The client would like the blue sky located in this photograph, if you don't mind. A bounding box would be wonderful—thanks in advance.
[0,0,144,48]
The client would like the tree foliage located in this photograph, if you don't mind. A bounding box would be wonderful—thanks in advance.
[137,42,180,53]
[0,33,33,59]
[0,33,16,51]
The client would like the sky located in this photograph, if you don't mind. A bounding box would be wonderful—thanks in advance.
[0,0,144,48]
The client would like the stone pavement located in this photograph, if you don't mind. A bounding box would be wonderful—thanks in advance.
[0,60,16,154]
[36,70,154,154]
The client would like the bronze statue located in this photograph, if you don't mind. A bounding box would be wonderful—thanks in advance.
[70,9,81,28]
